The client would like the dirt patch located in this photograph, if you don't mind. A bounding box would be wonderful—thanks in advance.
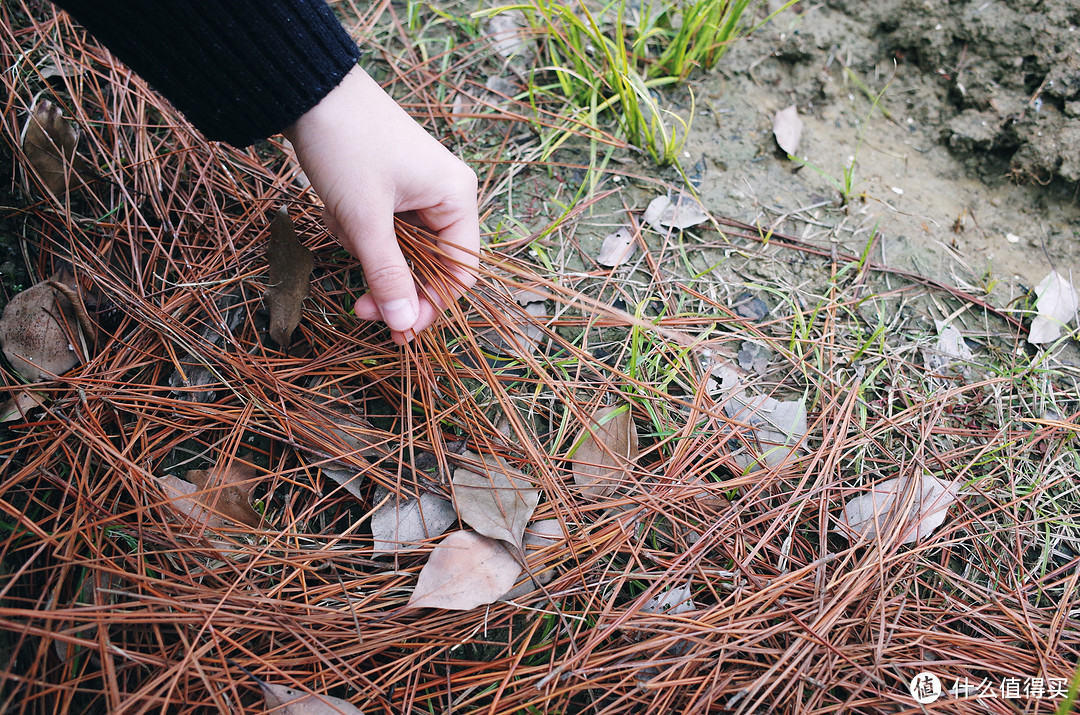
[677,0,1079,300]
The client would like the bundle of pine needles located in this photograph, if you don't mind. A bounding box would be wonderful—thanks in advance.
[1,2,1077,713]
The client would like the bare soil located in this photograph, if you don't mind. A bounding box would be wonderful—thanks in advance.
[680,0,1079,300]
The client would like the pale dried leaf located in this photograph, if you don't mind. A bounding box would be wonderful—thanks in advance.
[572,405,639,499]
[597,228,637,267]
[452,451,539,548]
[1028,269,1079,344]
[700,352,742,395]
[501,519,565,600]
[0,279,81,382]
[484,11,531,61]
[370,486,457,556]
[923,321,972,374]
[837,474,958,545]
[642,193,709,231]
[0,389,47,422]
[185,459,263,528]
[724,393,806,470]
[450,92,472,122]
[642,582,695,615]
[260,682,365,714]
[266,208,313,347]
[485,74,518,97]
[407,530,523,610]
[22,99,87,196]
[773,104,804,156]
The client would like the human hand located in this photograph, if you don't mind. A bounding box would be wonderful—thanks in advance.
[283,66,480,344]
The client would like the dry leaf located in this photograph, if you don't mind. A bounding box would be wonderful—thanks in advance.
[266,208,313,347]
[0,389,48,423]
[184,459,263,528]
[155,474,225,530]
[407,530,523,610]
[452,451,539,548]
[642,582,695,615]
[484,11,532,62]
[723,393,806,471]
[370,485,457,556]
[700,352,742,395]
[260,681,365,715]
[642,193,709,231]
[837,473,958,545]
[22,99,89,196]
[923,320,972,374]
[1028,269,1078,344]
[501,519,565,600]
[572,405,639,499]
[773,104,804,156]
[0,278,81,382]
[318,417,380,500]
[597,228,637,267]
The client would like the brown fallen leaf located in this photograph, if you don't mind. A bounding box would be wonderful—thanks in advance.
[183,459,263,528]
[266,208,313,347]
[452,450,539,549]
[22,99,90,197]
[571,404,639,499]
[0,389,48,423]
[407,530,522,610]
[0,277,82,382]
[259,681,365,714]
[154,473,226,530]
[836,473,958,545]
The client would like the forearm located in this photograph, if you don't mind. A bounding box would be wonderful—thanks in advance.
[52,0,361,146]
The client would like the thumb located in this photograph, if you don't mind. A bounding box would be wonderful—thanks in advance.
[332,206,419,333]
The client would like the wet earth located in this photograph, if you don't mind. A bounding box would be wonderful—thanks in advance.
[676,0,1079,303]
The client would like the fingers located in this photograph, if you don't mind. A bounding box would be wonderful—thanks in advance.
[331,201,420,336]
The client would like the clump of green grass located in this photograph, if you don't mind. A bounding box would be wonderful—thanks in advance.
[477,0,789,165]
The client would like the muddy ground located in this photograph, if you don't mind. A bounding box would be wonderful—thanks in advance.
[670,0,1079,306]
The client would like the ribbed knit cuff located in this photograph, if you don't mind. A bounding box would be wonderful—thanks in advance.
[55,0,362,147]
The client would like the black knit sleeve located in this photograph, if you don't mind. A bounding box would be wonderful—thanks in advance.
[52,0,363,147]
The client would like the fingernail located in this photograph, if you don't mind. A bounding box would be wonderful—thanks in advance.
[381,299,418,331]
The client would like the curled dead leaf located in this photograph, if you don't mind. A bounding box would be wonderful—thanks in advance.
[407,530,523,610]
[266,208,313,347]
[571,404,639,499]
[22,99,90,197]
[837,473,958,545]
[452,450,539,548]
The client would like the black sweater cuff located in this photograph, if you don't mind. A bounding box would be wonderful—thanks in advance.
[54,0,362,147]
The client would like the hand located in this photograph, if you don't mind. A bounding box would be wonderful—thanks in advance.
[283,66,480,344]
